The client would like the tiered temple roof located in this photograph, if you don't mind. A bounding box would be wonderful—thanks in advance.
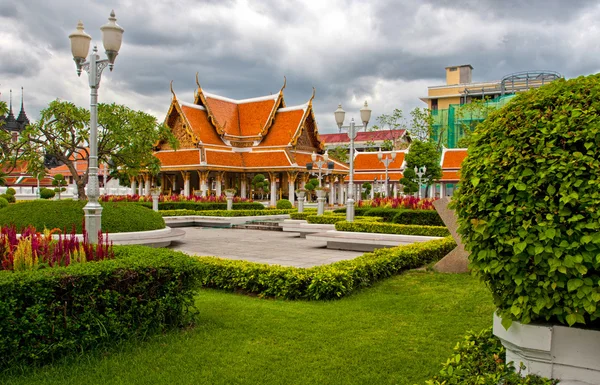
[353,150,408,182]
[439,148,467,182]
[155,78,349,173]
[1,88,30,134]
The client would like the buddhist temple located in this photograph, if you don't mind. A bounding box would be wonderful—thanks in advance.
[151,77,350,206]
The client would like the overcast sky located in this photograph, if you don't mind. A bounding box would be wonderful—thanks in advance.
[2,0,599,133]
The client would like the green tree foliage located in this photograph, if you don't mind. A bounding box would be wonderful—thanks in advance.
[453,74,600,327]
[328,145,349,164]
[370,108,407,150]
[361,182,371,199]
[16,100,177,200]
[52,174,67,199]
[408,107,434,144]
[454,98,498,148]
[0,171,6,187]
[251,174,268,199]
[399,140,441,197]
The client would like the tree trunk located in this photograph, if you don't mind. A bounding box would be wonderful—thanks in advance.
[76,179,87,200]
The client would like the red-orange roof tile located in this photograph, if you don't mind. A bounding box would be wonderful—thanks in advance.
[354,151,405,171]
[242,151,290,168]
[205,150,244,167]
[180,105,224,145]
[155,150,201,167]
[441,170,461,181]
[320,130,406,144]
[442,149,467,169]
[353,172,404,182]
[238,100,277,137]
[261,109,304,146]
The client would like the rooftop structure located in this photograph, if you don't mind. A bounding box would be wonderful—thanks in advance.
[1,88,30,141]
[320,129,409,151]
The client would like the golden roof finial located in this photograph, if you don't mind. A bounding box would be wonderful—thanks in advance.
[281,76,287,91]
[170,80,176,99]
[309,87,316,104]
[196,72,202,90]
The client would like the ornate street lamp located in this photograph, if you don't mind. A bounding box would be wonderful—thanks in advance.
[335,101,372,222]
[378,148,396,198]
[414,165,427,199]
[69,11,124,243]
[306,151,334,215]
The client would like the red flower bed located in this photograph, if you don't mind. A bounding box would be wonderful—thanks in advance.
[357,196,436,210]
[99,194,252,203]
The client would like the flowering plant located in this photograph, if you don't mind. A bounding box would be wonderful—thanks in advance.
[357,196,436,210]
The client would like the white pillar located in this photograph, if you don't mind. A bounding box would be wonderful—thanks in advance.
[138,178,144,196]
[338,181,344,206]
[288,179,295,206]
[370,183,375,200]
[330,182,336,205]
[216,175,222,197]
[144,177,151,196]
[184,174,191,197]
[270,179,277,207]
[130,179,137,195]
[200,176,207,197]
[241,178,247,199]
[429,184,435,198]
[393,183,398,198]
[441,183,447,197]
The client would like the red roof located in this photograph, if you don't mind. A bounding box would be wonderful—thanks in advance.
[441,170,460,181]
[354,151,406,171]
[155,150,202,167]
[180,104,224,146]
[260,108,305,147]
[320,130,406,144]
[441,149,468,169]
[353,172,404,182]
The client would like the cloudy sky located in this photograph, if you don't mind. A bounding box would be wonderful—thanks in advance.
[1,0,599,133]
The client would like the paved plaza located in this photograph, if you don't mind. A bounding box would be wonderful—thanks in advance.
[169,227,364,268]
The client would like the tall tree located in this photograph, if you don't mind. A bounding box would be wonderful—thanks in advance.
[370,108,407,150]
[399,140,442,198]
[17,100,176,199]
[327,145,349,164]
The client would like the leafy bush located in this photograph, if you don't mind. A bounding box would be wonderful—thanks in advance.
[424,328,558,385]
[0,245,200,367]
[39,188,56,199]
[195,237,455,300]
[335,221,449,237]
[289,210,318,220]
[276,199,293,209]
[306,215,383,225]
[4,188,16,196]
[0,194,15,203]
[454,74,600,327]
[160,209,295,217]
[392,210,444,226]
[0,200,165,233]
[0,198,7,209]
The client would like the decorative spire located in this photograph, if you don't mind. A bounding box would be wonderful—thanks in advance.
[4,89,19,132]
[170,80,176,100]
[16,87,29,127]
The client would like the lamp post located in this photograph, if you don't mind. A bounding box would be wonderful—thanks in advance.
[306,151,335,215]
[377,148,396,198]
[69,11,124,243]
[414,165,427,199]
[334,101,372,222]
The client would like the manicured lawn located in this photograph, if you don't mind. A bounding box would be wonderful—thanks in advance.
[1,271,494,385]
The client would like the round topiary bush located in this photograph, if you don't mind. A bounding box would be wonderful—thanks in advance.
[40,188,56,200]
[0,197,7,209]
[0,193,15,203]
[454,74,600,328]
[0,200,165,233]
[276,199,293,209]
[5,188,16,196]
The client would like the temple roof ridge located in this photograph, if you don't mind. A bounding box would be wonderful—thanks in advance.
[203,92,279,105]
[179,100,206,111]
[277,103,309,113]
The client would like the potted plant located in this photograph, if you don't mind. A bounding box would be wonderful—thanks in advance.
[453,73,600,383]
[295,188,307,199]
[224,188,236,198]
[314,186,329,199]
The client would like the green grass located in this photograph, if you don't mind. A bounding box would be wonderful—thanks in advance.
[1,271,494,385]
[0,200,165,233]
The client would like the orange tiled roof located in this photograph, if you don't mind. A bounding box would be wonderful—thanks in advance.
[260,108,305,146]
[243,151,291,168]
[294,152,349,172]
[354,151,406,171]
[442,149,467,169]
[180,104,224,145]
[155,150,201,167]
[203,93,278,137]
[353,172,404,182]
[441,170,460,181]
[205,150,244,167]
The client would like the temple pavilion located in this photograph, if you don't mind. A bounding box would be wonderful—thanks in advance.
[151,78,349,206]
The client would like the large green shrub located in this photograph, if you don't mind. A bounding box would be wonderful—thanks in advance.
[392,210,444,226]
[335,221,449,237]
[4,188,16,196]
[276,199,293,209]
[454,74,600,328]
[0,200,165,233]
[39,188,56,199]
[195,237,455,300]
[0,197,7,209]
[0,245,200,367]
[0,193,15,203]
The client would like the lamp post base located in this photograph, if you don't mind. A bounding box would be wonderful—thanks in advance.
[346,198,355,222]
[83,201,103,244]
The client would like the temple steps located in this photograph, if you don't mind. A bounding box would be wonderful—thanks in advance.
[231,220,284,231]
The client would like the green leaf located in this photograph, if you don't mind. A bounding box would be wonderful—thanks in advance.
[566,313,577,326]
[545,228,556,239]
[471,177,480,187]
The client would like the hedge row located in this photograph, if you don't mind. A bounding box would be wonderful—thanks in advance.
[0,246,200,367]
[160,209,295,217]
[289,211,317,220]
[334,221,450,237]
[306,215,383,225]
[393,210,444,226]
[194,237,455,300]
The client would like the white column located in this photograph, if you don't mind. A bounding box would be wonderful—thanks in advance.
[441,183,447,197]
[370,183,375,199]
[216,174,222,197]
[393,183,398,198]
[330,182,336,205]
[130,179,137,195]
[288,179,295,206]
[144,176,151,196]
[138,178,144,195]
[241,178,247,199]
[270,179,277,207]
[184,174,191,197]
[200,175,207,197]
[429,184,435,198]
[338,181,344,205]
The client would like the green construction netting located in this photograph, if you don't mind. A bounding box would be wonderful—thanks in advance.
[431,95,515,148]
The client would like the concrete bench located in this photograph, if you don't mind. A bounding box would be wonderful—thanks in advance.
[305,230,443,252]
[280,220,335,238]
[164,214,291,228]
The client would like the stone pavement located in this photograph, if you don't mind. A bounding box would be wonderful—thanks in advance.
[168,227,364,268]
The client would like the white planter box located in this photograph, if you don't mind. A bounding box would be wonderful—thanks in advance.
[493,313,600,385]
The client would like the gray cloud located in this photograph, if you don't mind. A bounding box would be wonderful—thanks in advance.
[1,0,599,133]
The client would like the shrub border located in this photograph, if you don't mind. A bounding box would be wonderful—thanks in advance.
[334,221,449,237]
[160,209,295,217]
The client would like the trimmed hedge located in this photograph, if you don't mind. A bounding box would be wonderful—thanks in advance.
[152,201,264,211]
[194,237,455,300]
[393,210,444,226]
[0,193,15,203]
[289,211,317,220]
[39,188,56,199]
[276,199,293,209]
[160,209,295,217]
[335,221,450,237]
[0,245,200,367]
[425,328,557,384]
[0,197,7,209]
[0,200,165,233]
[306,215,383,225]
